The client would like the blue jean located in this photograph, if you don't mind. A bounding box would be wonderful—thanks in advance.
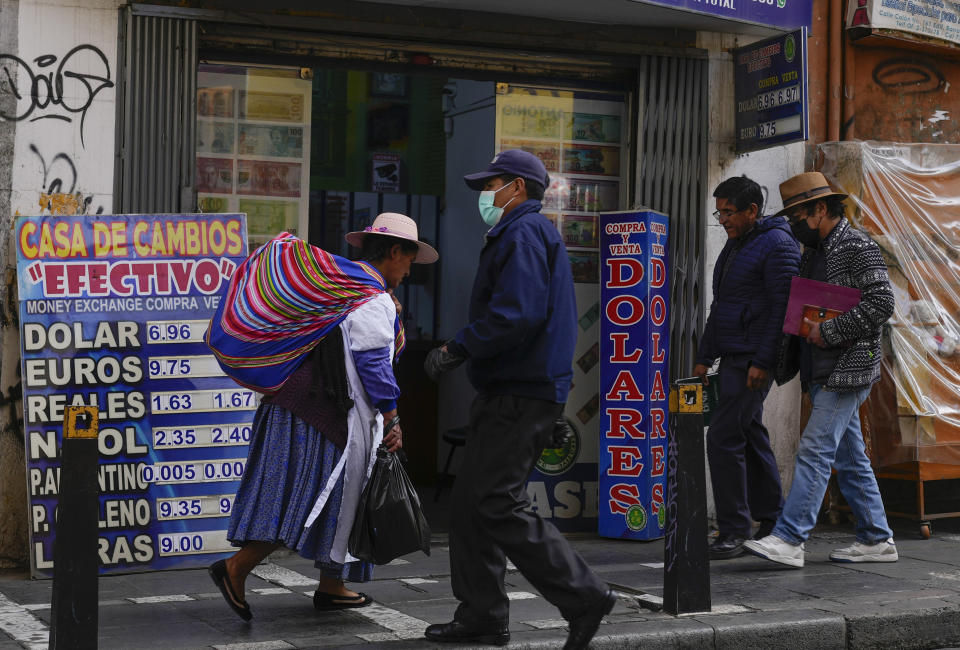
[772,384,892,545]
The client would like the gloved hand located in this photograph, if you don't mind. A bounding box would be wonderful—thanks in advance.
[424,341,466,381]
[548,416,574,449]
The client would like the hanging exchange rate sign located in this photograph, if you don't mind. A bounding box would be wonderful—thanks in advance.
[734,28,809,153]
[16,213,252,577]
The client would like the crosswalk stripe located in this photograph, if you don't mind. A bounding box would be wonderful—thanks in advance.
[212,642,296,650]
[525,619,567,630]
[256,563,430,641]
[251,587,292,595]
[128,594,194,604]
[251,563,319,587]
[352,602,429,640]
[0,592,48,650]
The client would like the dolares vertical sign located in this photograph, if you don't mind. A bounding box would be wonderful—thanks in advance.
[598,210,669,540]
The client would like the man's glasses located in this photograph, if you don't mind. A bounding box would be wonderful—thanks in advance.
[712,208,739,222]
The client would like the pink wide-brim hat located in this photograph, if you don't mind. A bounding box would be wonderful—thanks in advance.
[345,212,439,264]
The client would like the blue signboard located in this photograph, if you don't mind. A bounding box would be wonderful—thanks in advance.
[734,28,809,153]
[630,0,812,31]
[16,214,252,577]
[598,210,669,540]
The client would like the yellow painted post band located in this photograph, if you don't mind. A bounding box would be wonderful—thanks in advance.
[63,406,99,439]
[677,384,703,414]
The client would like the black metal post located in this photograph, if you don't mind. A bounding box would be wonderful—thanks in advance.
[663,383,711,615]
[50,405,99,650]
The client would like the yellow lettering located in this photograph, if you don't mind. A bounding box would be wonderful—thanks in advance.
[111,222,129,256]
[93,223,112,257]
[151,223,169,256]
[69,223,88,258]
[133,221,151,257]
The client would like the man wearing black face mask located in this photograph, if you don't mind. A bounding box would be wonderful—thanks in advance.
[744,172,897,569]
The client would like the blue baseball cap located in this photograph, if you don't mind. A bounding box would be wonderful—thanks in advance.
[463,149,551,191]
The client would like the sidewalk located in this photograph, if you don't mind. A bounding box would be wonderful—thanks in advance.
[2,517,960,649]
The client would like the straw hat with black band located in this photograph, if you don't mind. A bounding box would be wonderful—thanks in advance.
[774,172,848,218]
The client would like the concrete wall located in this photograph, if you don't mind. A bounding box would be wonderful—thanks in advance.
[0,0,119,566]
[805,0,960,144]
[849,46,960,142]
[698,31,806,527]
[0,0,23,569]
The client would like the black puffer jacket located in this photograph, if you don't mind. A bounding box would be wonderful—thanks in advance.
[696,216,801,371]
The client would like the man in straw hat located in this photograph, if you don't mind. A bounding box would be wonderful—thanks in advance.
[692,175,801,561]
[422,149,615,649]
[744,172,898,568]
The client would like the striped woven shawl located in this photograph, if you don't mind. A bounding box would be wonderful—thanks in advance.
[206,232,404,394]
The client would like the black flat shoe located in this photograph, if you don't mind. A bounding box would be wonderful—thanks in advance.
[424,620,510,646]
[313,590,373,611]
[563,589,617,650]
[710,534,748,560]
[208,559,252,621]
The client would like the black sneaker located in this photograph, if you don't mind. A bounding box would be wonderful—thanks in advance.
[709,534,747,560]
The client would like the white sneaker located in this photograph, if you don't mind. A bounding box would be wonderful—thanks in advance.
[743,535,805,568]
[830,538,898,563]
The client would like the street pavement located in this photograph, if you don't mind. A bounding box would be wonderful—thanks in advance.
[2,514,960,649]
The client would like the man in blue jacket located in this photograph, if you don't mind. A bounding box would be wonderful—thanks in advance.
[423,150,614,650]
[692,175,801,560]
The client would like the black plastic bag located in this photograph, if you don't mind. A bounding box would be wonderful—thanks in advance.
[348,445,431,565]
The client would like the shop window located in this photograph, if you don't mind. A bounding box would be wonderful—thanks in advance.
[495,84,628,284]
[196,63,312,248]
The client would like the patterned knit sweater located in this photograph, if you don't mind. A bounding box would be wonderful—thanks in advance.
[798,218,894,391]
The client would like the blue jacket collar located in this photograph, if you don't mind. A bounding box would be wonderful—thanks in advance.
[753,214,790,235]
[725,214,789,248]
[486,199,542,239]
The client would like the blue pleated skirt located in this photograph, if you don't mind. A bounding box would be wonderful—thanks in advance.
[227,402,373,582]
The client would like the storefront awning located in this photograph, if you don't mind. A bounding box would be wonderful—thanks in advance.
[357,0,802,35]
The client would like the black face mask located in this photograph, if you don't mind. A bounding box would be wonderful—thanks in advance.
[791,218,821,248]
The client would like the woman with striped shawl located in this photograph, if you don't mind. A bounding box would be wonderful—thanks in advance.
[207,213,438,621]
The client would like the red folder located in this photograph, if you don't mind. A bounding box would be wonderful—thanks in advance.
[782,277,861,336]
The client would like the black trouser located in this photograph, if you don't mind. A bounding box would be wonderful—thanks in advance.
[449,394,608,625]
[707,355,783,538]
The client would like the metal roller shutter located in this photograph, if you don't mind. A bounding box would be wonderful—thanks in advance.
[636,55,709,380]
[114,8,198,212]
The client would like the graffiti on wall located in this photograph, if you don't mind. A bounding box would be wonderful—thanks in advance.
[872,58,946,94]
[29,144,103,216]
[0,45,114,148]
[853,53,960,142]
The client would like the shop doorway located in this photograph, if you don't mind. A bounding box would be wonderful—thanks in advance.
[193,63,632,504]
[190,64,635,534]
[106,6,710,546]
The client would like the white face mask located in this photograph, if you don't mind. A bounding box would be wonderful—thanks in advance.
[478,180,517,227]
